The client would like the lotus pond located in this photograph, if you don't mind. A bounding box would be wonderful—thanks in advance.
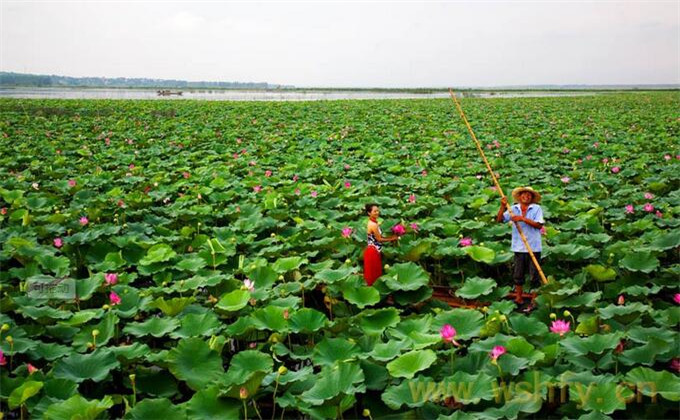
[0,93,679,419]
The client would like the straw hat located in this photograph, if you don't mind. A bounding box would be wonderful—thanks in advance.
[511,186,542,204]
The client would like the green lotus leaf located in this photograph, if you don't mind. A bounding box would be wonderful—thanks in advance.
[125,398,185,419]
[314,266,355,284]
[175,256,207,272]
[359,308,401,335]
[619,251,659,273]
[289,308,328,333]
[370,340,408,362]
[341,284,380,308]
[598,302,651,320]
[434,308,484,340]
[585,265,617,282]
[313,337,361,366]
[508,314,549,337]
[560,333,623,356]
[455,277,496,299]
[139,244,176,266]
[222,350,273,397]
[150,296,195,316]
[28,341,72,361]
[624,367,680,401]
[73,311,118,351]
[300,362,365,406]
[273,256,306,273]
[167,338,224,391]
[569,382,633,414]
[216,289,250,312]
[8,380,43,409]
[123,316,179,337]
[53,349,120,383]
[619,338,671,366]
[648,230,680,251]
[36,254,70,277]
[171,311,221,338]
[386,349,437,379]
[464,246,496,264]
[44,395,113,420]
[383,262,430,291]
[184,385,241,419]
[251,305,290,331]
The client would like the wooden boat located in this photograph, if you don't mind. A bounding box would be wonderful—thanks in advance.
[156,90,183,96]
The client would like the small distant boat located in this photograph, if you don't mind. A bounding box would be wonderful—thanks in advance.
[157,90,183,96]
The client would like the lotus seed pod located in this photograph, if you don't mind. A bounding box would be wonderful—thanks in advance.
[102,304,110,310]
[499,315,507,322]
[5,336,13,343]
[278,275,284,281]
[92,329,100,337]
[278,366,288,375]
[563,310,571,317]
[384,264,390,269]
[363,409,371,417]
[550,313,557,319]
[1,324,9,332]
[270,233,276,237]
[129,374,136,383]
[345,259,352,264]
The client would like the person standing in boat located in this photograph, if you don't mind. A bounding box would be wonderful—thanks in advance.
[364,203,398,286]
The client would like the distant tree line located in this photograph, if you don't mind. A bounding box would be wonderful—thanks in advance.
[0,72,289,89]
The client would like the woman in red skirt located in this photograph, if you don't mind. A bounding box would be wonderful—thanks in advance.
[364,203,398,286]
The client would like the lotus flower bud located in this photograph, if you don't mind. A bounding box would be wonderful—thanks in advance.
[239,387,249,399]
[363,409,371,417]
[550,313,557,320]
[278,366,288,375]
[1,324,9,332]
[5,336,13,343]
[563,310,571,317]
[92,329,100,337]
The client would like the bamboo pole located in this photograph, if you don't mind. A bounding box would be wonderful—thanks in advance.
[448,89,548,285]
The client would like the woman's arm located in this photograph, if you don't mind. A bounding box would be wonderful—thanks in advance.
[368,222,398,242]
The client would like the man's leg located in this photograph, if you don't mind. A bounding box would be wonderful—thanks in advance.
[512,253,527,303]
[529,252,541,289]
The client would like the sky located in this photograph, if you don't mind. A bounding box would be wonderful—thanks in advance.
[1,1,678,88]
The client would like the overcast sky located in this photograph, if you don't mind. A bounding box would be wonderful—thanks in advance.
[1,1,678,87]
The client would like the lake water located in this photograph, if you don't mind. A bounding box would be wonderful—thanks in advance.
[0,87,599,101]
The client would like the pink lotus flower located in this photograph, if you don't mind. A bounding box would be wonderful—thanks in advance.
[410,223,419,232]
[576,159,583,164]
[129,164,135,170]
[341,227,353,238]
[283,309,290,320]
[664,154,671,161]
[561,177,570,183]
[459,237,473,247]
[611,166,620,174]
[54,238,63,248]
[105,273,118,286]
[311,191,318,198]
[644,192,654,199]
[253,185,262,193]
[540,226,546,236]
[586,155,592,160]
[625,205,634,214]
[476,174,483,180]
[392,224,406,236]
[562,148,570,154]
[109,291,121,306]
[490,345,506,361]
[550,319,570,336]
[644,203,654,212]
[232,153,239,159]
[182,171,190,179]
[68,179,77,188]
[294,188,301,195]
[439,324,460,346]
[127,139,134,145]
[615,339,626,354]
[117,200,125,208]
[674,293,680,305]
[265,170,272,177]
[79,216,89,226]
[486,144,493,150]
[344,181,351,188]
[244,279,255,292]
[0,350,6,366]
[617,295,625,305]
[344,164,350,170]
[32,182,40,190]
[593,142,599,148]
[670,358,680,373]
[27,364,38,374]
[105,138,111,146]
[0,208,6,215]
[493,140,500,148]
[248,342,257,349]
[421,170,428,176]
[241,149,247,155]
[408,194,416,203]
[249,161,256,166]
[602,158,609,164]
[292,175,299,182]
[655,210,663,218]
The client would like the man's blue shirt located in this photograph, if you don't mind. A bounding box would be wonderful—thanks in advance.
[503,203,545,252]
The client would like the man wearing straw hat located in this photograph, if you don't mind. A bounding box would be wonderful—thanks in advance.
[496,187,545,305]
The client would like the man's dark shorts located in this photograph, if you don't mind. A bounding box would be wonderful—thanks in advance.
[513,252,541,287]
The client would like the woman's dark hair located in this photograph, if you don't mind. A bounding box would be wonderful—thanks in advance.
[365,203,378,215]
